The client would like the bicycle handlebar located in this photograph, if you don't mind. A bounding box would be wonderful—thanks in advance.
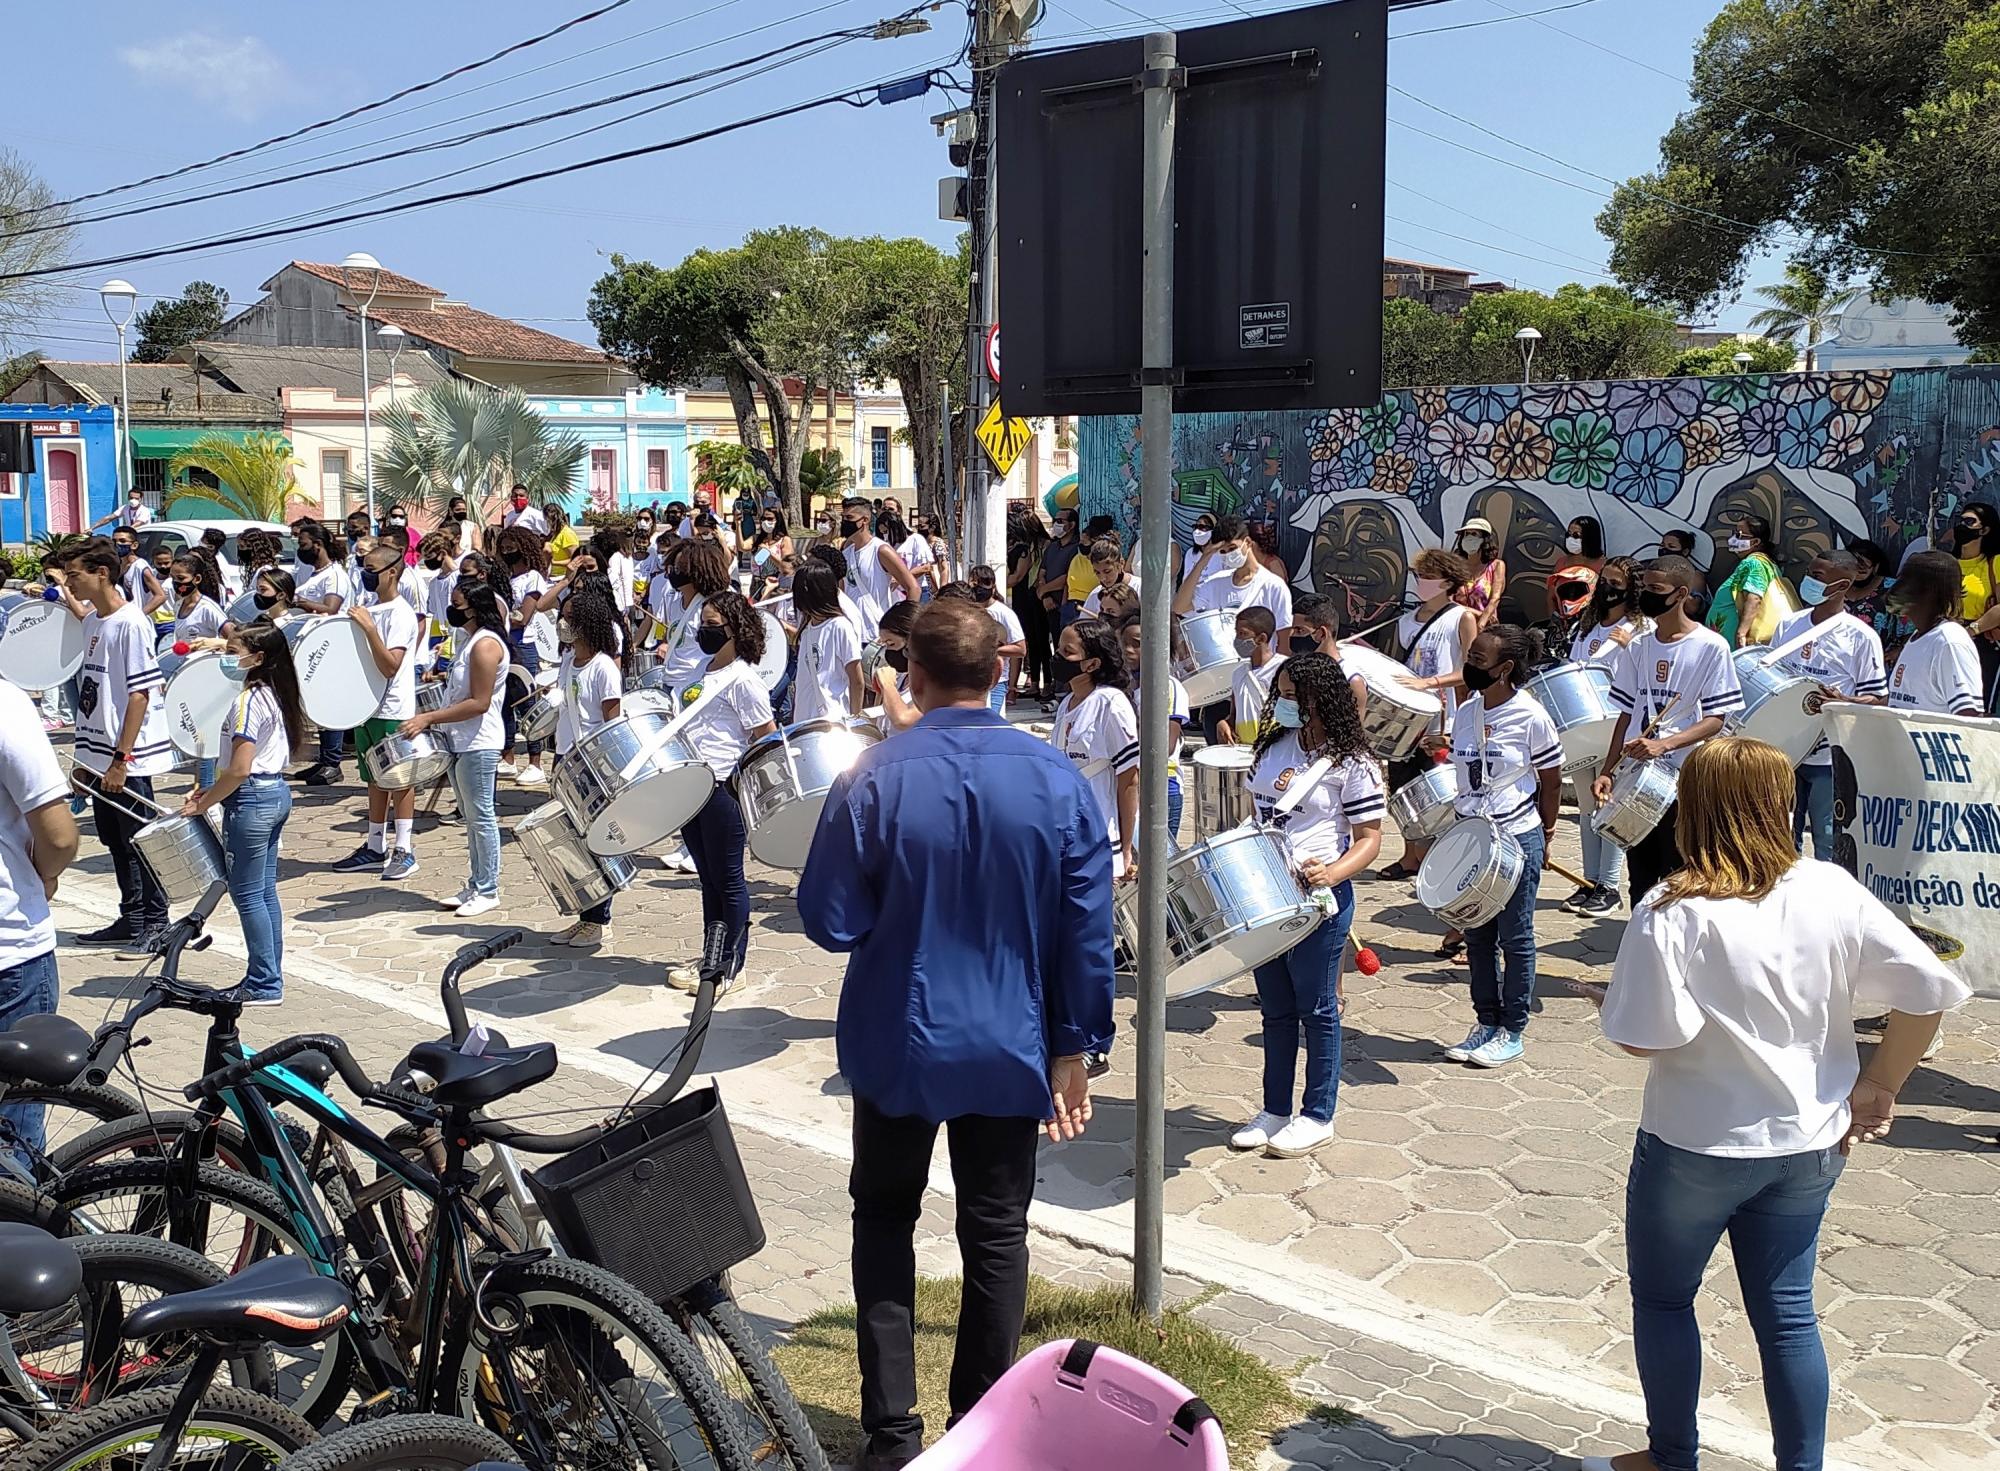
[184,1034,376,1104]
[441,930,525,1043]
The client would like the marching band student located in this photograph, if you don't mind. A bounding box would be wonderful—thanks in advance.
[495,528,554,787]
[148,546,178,635]
[1118,614,1189,845]
[840,496,922,637]
[869,600,922,735]
[400,581,509,917]
[1381,549,1478,885]
[334,541,426,881]
[649,539,733,698]
[792,562,866,723]
[1234,652,1384,1157]
[180,622,304,1004]
[234,569,297,632]
[1080,538,1140,616]
[419,532,458,649]
[1049,616,1140,877]
[1442,626,1565,1069]
[939,568,1025,713]
[666,592,778,992]
[1222,605,1286,746]
[548,591,625,948]
[293,524,352,786]
[168,553,227,645]
[877,510,935,599]
[1174,511,1295,741]
[1566,555,1647,915]
[1289,592,1371,723]
[1770,548,1885,860]
[1864,550,1986,718]
[111,527,167,619]
[1592,556,1744,908]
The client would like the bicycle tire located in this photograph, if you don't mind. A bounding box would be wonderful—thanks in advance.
[50,1110,255,1174]
[372,1123,531,1287]
[273,1413,516,1471]
[0,1173,68,1231]
[9,1383,316,1471]
[0,1078,139,1173]
[450,1253,757,1471]
[675,1280,831,1471]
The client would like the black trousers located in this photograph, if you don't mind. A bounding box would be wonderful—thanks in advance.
[1625,798,1683,909]
[850,1098,1040,1461]
[94,774,167,932]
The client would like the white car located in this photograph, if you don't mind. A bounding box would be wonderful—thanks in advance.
[135,519,298,597]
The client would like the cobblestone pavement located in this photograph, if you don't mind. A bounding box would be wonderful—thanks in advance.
[41,739,2000,1469]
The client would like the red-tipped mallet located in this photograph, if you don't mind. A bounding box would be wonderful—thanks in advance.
[172,641,191,656]
[1348,931,1382,975]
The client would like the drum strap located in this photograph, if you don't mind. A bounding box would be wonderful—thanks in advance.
[1273,757,1332,816]
[612,683,722,783]
[1757,622,1826,671]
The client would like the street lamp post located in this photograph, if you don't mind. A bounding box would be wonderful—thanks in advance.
[378,324,406,409]
[1515,325,1542,386]
[342,252,384,524]
[100,279,139,503]
[1732,350,1754,374]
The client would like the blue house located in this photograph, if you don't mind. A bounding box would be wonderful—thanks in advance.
[0,404,121,546]
[528,388,689,514]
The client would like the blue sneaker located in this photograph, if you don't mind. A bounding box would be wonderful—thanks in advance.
[332,844,385,873]
[1468,1029,1526,1068]
[1443,1025,1495,1062]
[380,848,419,881]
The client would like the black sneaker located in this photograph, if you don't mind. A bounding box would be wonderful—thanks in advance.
[331,843,386,873]
[1578,886,1621,917]
[300,764,340,787]
[1559,884,1596,913]
[117,931,166,961]
[75,922,137,947]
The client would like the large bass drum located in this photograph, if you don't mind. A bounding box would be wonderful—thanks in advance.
[552,711,714,857]
[1725,648,1825,767]
[1523,662,1619,776]
[1336,640,1443,760]
[1171,608,1242,708]
[736,718,879,869]
[515,802,636,915]
[1111,824,1323,999]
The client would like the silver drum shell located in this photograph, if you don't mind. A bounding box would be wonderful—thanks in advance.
[1415,818,1525,929]
[1592,758,1679,850]
[1387,764,1462,844]
[736,719,880,870]
[365,731,451,790]
[133,813,228,910]
[1172,608,1242,709]
[515,801,636,915]
[1523,662,1619,776]
[1190,746,1254,840]
[552,712,715,857]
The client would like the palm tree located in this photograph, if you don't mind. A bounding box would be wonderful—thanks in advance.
[366,380,587,528]
[1745,263,1863,372]
[165,432,302,521]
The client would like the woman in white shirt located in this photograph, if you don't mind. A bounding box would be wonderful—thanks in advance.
[401,581,508,917]
[1565,556,1646,916]
[869,600,922,736]
[1586,737,1967,1471]
[666,592,778,993]
[1441,625,1565,1069]
[790,562,864,724]
[1048,616,1140,876]
[1234,652,1385,1159]
[167,553,227,646]
[496,527,555,786]
[179,621,304,1004]
[965,565,1025,712]
[1383,548,1479,886]
[546,591,625,948]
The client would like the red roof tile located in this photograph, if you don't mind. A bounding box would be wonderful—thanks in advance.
[285,260,447,297]
[368,302,610,365]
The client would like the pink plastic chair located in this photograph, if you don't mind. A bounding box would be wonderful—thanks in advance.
[907,1338,1230,1470]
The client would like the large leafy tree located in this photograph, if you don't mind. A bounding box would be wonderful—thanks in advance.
[368,381,586,527]
[1380,284,1682,386]
[852,235,968,513]
[1670,338,1798,377]
[133,281,230,363]
[165,432,302,521]
[1597,0,2000,348]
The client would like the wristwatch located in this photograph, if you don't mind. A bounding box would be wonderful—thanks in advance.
[112,752,133,764]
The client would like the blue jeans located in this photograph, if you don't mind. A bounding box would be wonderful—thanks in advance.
[987,683,1007,714]
[1794,764,1833,862]
[1467,825,1544,1034]
[317,723,345,769]
[223,776,291,996]
[197,757,218,790]
[0,950,59,1162]
[1575,776,1624,891]
[1166,777,1183,849]
[451,748,501,898]
[1626,1130,1844,1471]
[682,784,750,975]
[1250,880,1353,1123]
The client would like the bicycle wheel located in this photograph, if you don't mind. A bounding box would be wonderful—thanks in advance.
[0,1173,67,1231]
[9,1234,275,1418]
[369,1124,530,1289]
[273,1413,516,1471]
[673,1280,830,1471]
[9,1383,315,1471]
[50,1111,256,1174]
[450,1253,756,1471]
[0,1078,139,1175]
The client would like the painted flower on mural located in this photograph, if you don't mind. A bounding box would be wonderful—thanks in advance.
[1829,370,1892,416]
[1525,381,1608,419]
[1704,374,1769,413]
[1740,394,1789,459]
[1446,384,1515,426]
[1607,378,1703,434]
[1427,414,1495,485]
[1358,396,1405,451]
[1412,385,1449,423]
[1391,405,1428,462]
[1488,410,1554,480]
[1678,405,1742,470]
[1310,436,1375,494]
[1773,373,1831,407]
[1608,425,1687,507]
[1371,450,1417,497]
[1545,411,1618,491]
[1820,411,1870,466]
[1306,412,1342,462]
[1776,398,1836,468]
[1408,458,1443,513]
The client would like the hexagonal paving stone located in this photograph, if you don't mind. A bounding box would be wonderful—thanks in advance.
[1822,1244,1963,1299]
[1937,1232,2000,1276]
[1492,1194,1616,1245]
[1408,1168,1511,1214]
[1840,1354,1991,1425]
[1408,1133,1520,1169]
[1299,1178,1413,1229]
[1331,1108,1424,1146]
[1945,1275,2000,1331]
[1510,1125,1629,1164]
[1195,1194,1309,1246]
[1880,1428,2000,1471]
[1412,1104,1517,1136]
[1500,1156,1621,1198]
[1391,1210,1508,1261]
[1890,1150,2000,1196]
[1816,1166,1917,1209]
[1824,1296,1973,1357]
[1382,1261,1507,1316]
[1907,1191,1997,1234]
[1313,1140,1416,1181]
[1288,1223,1403,1282]
[1823,1202,1939,1249]
[1219,1150,1322,1196]
[1489,1241,1618,1299]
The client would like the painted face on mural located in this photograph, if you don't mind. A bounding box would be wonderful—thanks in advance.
[1310,502,1409,625]
[1463,485,1567,625]
[1703,470,1839,585]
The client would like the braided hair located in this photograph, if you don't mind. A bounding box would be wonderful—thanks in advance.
[1479,623,1544,687]
[564,587,622,661]
[1253,651,1370,766]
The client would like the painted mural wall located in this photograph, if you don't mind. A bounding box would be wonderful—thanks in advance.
[1078,366,2000,631]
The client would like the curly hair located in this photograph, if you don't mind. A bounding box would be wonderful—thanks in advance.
[673,538,733,597]
[493,525,548,575]
[1064,615,1130,693]
[237,528,277,571]
[704,589,765,664]
[1253,651,1371,767]
[1475,623,1544,686]
[563,587,622,659]
[1413,548,1474,588]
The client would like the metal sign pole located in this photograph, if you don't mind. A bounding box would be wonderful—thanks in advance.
[1133,28,1178,1321]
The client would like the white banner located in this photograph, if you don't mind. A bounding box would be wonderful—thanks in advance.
[1826,704,2000,995]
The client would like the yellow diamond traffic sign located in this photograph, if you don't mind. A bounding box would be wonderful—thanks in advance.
[975,400,1034,477]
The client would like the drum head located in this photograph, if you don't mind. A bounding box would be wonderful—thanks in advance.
[754,611,789,690]
[1739,683,1824,766]
[164,653,239,757]
[225,589,262,624]
[0,600,87,688]
[745,794,827,870]
[622,688,676,719]
[1416,822,1492,912]
[1192,745,1254,772]
[585,762,715,856]
[296,618,387,730]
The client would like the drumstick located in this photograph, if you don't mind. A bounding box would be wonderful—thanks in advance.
[1543,857,1594,890]
[1346,930,1381,976]
[1603,693,1685,781]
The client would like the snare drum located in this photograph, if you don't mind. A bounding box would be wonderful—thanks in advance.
[365,731,451,790]
[1523,662,1619,776]
[293,616,388,731]
[224,588,263,625]
[133,811,228,910]
[1724,649,1825,767]
[1415,818,1525,929]
[515,801,636,915]
[1592,758,1679,850]
[1190,745,1255,839]
[1387,764,1462,844]
[415,680,453,750]
[1172,608,1242,708]
[1111,824,1324,999]
[0,597,87,689]
[552,711,715,856]
[753,610,790,691]
[163,652,239,758]
[1337,641,1442,760]
[736,718,880,868]
[506,664,560,745]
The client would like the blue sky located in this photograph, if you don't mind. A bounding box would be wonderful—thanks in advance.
[5,0,1790,364]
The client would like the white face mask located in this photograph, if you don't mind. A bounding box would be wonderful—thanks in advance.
[1191,528,1213,547]
[1564,536,1583,555]
[1727,536,1752,552]
[1414,576,1447,601]
[1219,547,1248,572]
[1458,534,1484,554]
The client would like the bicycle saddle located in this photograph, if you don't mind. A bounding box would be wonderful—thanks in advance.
[0,1222,83,1314]
[0,1013,93,1086]
[404,1038,558,1109]
[124,1255,352,1349]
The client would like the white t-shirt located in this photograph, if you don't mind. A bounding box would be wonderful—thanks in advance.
[1082,574,1141,616]
[651,590,709,695]
[794,615,864,725]
[509,571,556,663]
[1603,861,1970,1156]
[1400,603,1472,725]
[1570,616,1647,666]
[555,649,622,755]
[1050,684,1140,854]
[1771,609,1887,765]
[842,538,898,638]
[1887,620,1983,717]
[680,659,775,778]
[172,595,226,644]
[1248,734,1387,866]
[398,563,433,619]
[76,603,172,777]
[123,501,155,527]
[504,504,550,536]
[896,533,933,591]
[121,558,152,607]
[0,678,67,968]
[1130,672,1190,779]
[225,684,291,775]
[363,596,424,721]
[1450,690,1564,837]
[984,599,1025,690]
[606,551,635,613]
[1181,545,1234,603]
[298,562,351,611]
[1608,624,1743,770]
[426,569,459,637]
[444,629,507,753]
[1192,563,1293,628]
[1230,654,1287,737]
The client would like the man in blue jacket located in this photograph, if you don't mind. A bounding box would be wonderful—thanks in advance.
[799,597,1116,1470]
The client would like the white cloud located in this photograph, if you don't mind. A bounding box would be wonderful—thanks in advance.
[119,33,294,122]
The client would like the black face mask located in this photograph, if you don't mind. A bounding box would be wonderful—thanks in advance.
[1955,524,1984,551]
[883,647,909,673]
[695,624,729,655]
[446,606,469,627]
[840,519,863,538]
[1595,583,1628,609]
[359,567,384,593]
[1461,662,1501,691]
[1635,586,1677,617]
[252,591,278,611]
[503,553,525,569]
[1288,632,1320,655]
[173,581,194,596]
[424,557,444,571]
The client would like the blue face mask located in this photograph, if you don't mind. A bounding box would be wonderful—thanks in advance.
[358,566,383,593]
[1798,575,1839,606]
[1271,696,1304,729]
[220,655,247,682]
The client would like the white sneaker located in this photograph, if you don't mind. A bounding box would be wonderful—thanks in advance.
[1265,1115,1335,1157]
[518,765,547,787]
[665,963,699,992]
[1230,1111,1289,1151]
[496,759,518,777]
[441,886,476,911]
[662,847,695,874]
[1444,1024,1496,1062]
[456,894,500,917]
[563,922,605,949]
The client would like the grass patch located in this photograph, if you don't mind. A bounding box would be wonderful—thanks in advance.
[772,1274,1353,1464]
